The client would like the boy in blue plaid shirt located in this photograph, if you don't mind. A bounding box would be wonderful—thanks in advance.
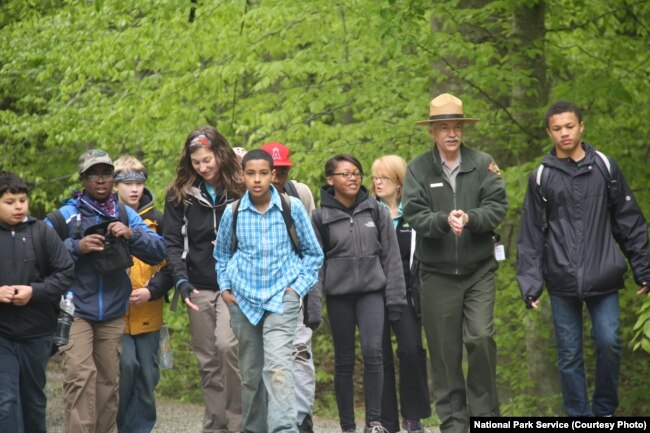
[215,149,323,433]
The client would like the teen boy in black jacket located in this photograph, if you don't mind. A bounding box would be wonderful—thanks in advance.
[517,101,650,416]
[0,171,75,433]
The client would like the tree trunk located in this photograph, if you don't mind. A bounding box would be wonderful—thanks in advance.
[510,1,549,163]
[511,2,561,410]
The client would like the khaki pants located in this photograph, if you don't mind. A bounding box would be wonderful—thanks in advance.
[187,290,242,433]
[61,317,124,433]
[420,259,500,433]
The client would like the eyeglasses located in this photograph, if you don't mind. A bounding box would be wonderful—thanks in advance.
[330,172,363,179]
[371,176,392,183]
[84,173,114,182]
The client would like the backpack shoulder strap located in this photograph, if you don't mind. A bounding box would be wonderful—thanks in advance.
[283,180,299,199]
[312,209,328,257]
[279,194,301,256]
[47,209,69,240]
[32,221,49,275]
[535,164,548,201]
[230,199,241,252]
[118,203,130,227]
[594,150,612,176]
[535,163,550,233]
[593,150,619,207]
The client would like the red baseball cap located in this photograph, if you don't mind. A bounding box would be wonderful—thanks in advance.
[261,142,294,167]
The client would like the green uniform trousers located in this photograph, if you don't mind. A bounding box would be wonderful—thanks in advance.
[420,258,500,433]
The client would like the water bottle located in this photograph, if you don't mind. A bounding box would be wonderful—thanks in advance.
[53,291,75,347]
[159,322,173,369]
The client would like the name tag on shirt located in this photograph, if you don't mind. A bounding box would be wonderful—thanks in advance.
[430,182,443,188]
[494,244,506,261]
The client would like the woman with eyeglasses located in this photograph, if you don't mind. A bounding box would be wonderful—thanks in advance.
[163,126,245,433]
[307,154,406,433]
[371,155,431,433]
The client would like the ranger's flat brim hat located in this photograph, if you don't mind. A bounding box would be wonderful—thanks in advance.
[415,93,480,126]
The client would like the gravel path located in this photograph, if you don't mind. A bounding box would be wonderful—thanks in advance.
[45,356,360,433]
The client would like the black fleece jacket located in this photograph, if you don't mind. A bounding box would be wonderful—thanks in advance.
[0,218,75,339]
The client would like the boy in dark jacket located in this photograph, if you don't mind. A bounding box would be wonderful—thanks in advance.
[516,101,650,416]
[0,170,75,433]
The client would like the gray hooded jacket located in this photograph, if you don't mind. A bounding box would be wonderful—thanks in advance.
[307,186,406,325]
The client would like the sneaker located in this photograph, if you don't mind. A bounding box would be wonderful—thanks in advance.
[364,421,390,433]
[298,414,314,433]
[403,419,424,433]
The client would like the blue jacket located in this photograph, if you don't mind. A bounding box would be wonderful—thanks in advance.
[46,195,166,322]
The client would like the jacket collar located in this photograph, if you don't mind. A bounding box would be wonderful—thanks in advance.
[238,185,282,214]
[431,144,476,174]
[543,142,596,173]
[0,216,36,232]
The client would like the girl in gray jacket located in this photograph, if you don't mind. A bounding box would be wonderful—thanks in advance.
[308,154,406,433]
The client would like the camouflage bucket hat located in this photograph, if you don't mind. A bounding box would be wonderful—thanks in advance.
[78,149,113,174]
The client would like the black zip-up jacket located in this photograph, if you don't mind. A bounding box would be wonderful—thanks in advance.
[0,218,75,339]
[163,182,239,291]
[516,143,650,302]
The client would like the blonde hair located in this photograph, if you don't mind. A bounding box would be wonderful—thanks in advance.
[370,155,407,199]
[113,155,146,178]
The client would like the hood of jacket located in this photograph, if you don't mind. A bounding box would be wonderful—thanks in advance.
[319,184,371,213]
[137,187,155,215]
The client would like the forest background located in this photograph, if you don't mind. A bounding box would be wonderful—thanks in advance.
[1,0,649,420]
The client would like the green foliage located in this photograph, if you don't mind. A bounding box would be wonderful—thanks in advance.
[3,0,650,416]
